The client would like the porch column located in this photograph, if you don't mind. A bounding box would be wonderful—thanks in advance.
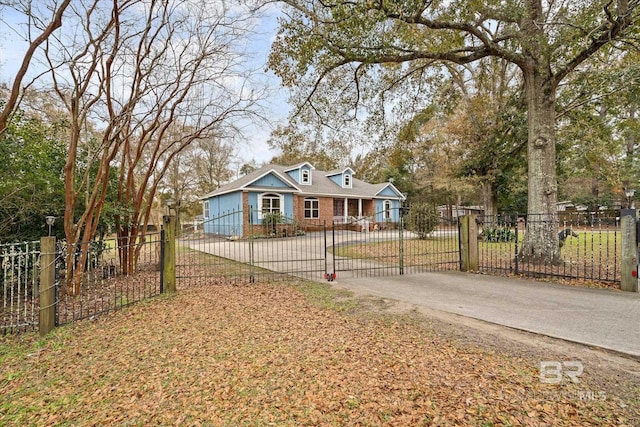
[344,197,348,222]
[358,199,362,218]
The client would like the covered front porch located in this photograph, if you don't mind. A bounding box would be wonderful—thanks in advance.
[332,198,374,223]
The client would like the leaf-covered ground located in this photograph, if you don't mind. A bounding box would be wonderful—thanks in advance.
[1,280,638,426]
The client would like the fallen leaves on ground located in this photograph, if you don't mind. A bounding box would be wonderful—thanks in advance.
[1,280,638,426]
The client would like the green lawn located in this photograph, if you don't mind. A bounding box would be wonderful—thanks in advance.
[333,237,460,267]
[332,229,622,284]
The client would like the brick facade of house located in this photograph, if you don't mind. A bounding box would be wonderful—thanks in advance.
[292,195,333,225]
[240,192,381,236]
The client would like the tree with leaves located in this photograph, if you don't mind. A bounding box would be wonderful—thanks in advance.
[158,136,237,232]
[435,59,527,217]
[267,114,357,171]
[556,48,640,207]
[192,138,237,195]
[0,107,66,241]
[269,0,640,263]
[395,102,477,208]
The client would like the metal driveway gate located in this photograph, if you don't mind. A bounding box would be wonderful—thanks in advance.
[329,208,460,279]
[176,207,460,285]
[176,210,329,285]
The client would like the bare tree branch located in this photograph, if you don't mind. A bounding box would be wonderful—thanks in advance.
[0,0,72,135]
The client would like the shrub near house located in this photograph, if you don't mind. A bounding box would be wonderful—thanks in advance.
[406,204,439,240]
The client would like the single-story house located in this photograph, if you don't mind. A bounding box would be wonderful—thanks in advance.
[200,162,406,236]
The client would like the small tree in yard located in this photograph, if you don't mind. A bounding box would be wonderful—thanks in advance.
[406,204,439,240]
[263,212,285,236]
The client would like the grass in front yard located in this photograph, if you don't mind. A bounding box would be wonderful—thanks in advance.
[1,279,637,426]
[477,229,621,261]
[333,229,622,285]
[333,237,460,268]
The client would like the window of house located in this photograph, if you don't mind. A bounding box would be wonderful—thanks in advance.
[304,198,319,218]
[261,193,282,215]
[383,200,392,220]
[301,169,311,184]
[344,174,351,188]
[203,201,210,218]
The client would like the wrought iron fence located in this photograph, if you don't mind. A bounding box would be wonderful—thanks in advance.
[1,233,163,334]
[56,233,163,325]
[477,212,620,284]
[330,212,460,278]
[177,209,329,285]
[177,207,461,285]
[1,241,40,334]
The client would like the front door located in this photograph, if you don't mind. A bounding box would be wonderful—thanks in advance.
[348,199,359,217]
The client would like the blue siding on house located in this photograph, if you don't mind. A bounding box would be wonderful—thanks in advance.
[249,173,291,188]
[210,192,242,215]
[327,171,353,188]
[328,174,342,186]
[286,169,300,182]
[286,164,312,185]
[378,186,402,198]
[374,199,401,222]
[203,192,243,236]
[284,193,294,216]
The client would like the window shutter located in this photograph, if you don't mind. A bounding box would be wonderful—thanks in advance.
[257,197,263,220]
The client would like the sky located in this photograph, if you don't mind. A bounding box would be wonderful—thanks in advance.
[0,2,288,166]
[241,7,290,165]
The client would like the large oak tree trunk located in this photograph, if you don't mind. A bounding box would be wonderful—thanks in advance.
[518,68,560,263]
[481,181,497,218]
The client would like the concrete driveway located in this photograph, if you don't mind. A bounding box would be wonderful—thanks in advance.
[180,230,406,278]
[181,231,640,358]
[335,271,640,359]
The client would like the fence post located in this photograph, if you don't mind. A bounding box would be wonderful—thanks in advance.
[399,209,404,275]
[162,215,176,293]
[460,215,478,272]
[39,236,56,336]
[513,213,519,275]
[620,209,638,292]
[248,206,255,283]
[159,229,165,293]
[323,220,328,277]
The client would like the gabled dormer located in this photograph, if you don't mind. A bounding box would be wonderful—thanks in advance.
[285,162,314,186]
[326,167,355,189]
